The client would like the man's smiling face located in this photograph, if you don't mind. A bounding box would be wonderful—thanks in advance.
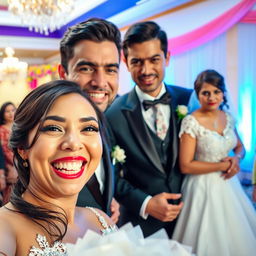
[60,40,119,112]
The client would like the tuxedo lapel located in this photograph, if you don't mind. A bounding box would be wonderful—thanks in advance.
[166,86,179,170]
[122,89,165,173]
[102,139,114,215]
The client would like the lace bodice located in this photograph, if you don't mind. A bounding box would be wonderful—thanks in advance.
[179,113,237,162]
[28,207,117,256]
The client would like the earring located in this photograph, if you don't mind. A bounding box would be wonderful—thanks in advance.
[23,160,28,168]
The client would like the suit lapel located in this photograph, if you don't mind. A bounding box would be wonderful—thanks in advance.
[122,89,165,173]
[166,86,179,170]
[102,139,113,215]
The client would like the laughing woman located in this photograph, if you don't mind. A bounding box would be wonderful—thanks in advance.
[0,80,116,255]
[172,70,256,256]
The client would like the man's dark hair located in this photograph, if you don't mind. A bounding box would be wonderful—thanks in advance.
[122,21,168,60]
[60,18,121,72]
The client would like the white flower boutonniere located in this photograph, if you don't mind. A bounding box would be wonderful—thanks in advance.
[111,145,126,165]
[176,105,188,121]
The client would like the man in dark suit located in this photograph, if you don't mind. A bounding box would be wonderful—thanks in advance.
[58,18,121,223]
[105,21,192,237]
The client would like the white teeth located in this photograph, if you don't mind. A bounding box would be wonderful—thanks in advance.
[53,161,83,173]
[88,93,105,99]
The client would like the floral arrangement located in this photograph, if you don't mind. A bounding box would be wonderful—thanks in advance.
[111,145,126,165]
[27,64,58,89]
[176,105,188,120]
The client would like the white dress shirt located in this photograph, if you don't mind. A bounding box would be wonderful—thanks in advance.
[94,159,105,194]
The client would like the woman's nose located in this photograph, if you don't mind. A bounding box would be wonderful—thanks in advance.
[60,132,83,151]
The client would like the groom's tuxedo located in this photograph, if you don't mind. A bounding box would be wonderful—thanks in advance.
[76,139,114,216]
[105,84,192,237]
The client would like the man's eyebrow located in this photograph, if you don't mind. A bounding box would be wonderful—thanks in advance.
[131,54,161,61]
[76,60,119,69]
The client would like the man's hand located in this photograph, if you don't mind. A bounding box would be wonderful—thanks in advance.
[110,198,120,224]
[221,156,239,179]
[145,193,183,222]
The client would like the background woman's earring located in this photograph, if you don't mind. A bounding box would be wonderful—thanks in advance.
[23,160,28,168]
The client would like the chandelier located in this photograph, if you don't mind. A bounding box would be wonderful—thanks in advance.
[8,0,75,35]
[0,47,28,75]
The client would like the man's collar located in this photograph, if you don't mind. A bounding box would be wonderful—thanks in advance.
[135,83,166,103]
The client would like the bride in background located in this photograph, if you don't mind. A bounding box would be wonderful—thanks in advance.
[172,70,256,256]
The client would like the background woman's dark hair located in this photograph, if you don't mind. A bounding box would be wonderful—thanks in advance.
[194,69,229,110]
[8,80,105,242]
[0,101,15,125]
[60,17,121,73]
[122,21,168,60]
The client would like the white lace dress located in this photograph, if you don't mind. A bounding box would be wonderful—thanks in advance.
[28,207,117,256]
[172,113,256,256]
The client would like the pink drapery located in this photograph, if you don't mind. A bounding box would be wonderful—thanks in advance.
[170,0,256,56]
[240,10,256,23]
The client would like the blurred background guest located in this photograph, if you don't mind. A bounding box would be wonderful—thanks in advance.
[0,145,6,206]
[0,101,17,204]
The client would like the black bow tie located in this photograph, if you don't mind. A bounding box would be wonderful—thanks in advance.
[142,92,171,111]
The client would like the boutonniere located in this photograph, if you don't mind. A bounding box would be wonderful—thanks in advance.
[176,105,188,121]
[111,145,126,165]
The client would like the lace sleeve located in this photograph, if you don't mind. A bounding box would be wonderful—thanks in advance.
[179,115,198,138]
[225,112,236,130]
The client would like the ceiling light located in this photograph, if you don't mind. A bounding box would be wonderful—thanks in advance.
[0,47,28,75]
[8,0,75,35]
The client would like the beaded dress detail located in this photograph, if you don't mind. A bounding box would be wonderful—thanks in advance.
[28,207,117,256]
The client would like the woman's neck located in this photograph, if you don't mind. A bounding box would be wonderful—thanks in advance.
[22,189,77,222]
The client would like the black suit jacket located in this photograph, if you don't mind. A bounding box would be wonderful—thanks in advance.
[105,84,192,236]
[76,138,114,216]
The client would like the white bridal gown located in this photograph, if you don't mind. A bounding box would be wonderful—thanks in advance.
[172,113,256,256]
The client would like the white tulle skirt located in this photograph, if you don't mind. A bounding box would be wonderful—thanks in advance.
[67,223,194,256]
[172,172,256,256]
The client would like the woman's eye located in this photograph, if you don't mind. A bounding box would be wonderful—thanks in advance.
[215,90,222,94]
[40,125,62,132]
[202,91,209,96]
[82,125,99,133]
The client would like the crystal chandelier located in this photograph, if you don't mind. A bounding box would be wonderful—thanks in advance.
[0,47,28,75]
[8,0,75,35]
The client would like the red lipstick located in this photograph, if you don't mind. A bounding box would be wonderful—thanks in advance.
[51,156,87,180]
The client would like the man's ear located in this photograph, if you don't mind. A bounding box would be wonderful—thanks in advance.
[165,51,171,67]
[17,148,28,160]
[58,64,67,79]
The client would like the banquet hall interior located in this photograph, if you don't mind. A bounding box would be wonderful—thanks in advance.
[0,0,255,206]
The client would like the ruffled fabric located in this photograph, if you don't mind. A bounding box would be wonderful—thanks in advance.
[66,223,194,256]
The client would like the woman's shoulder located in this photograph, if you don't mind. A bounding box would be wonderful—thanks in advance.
[76,206,117,235]
[0,205,18,254]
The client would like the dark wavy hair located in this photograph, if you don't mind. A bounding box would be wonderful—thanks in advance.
[8,80,105,242]
[0,101,15,125]
[60,17,121,73]
[194,69,229,110]
[122,21,168,60]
